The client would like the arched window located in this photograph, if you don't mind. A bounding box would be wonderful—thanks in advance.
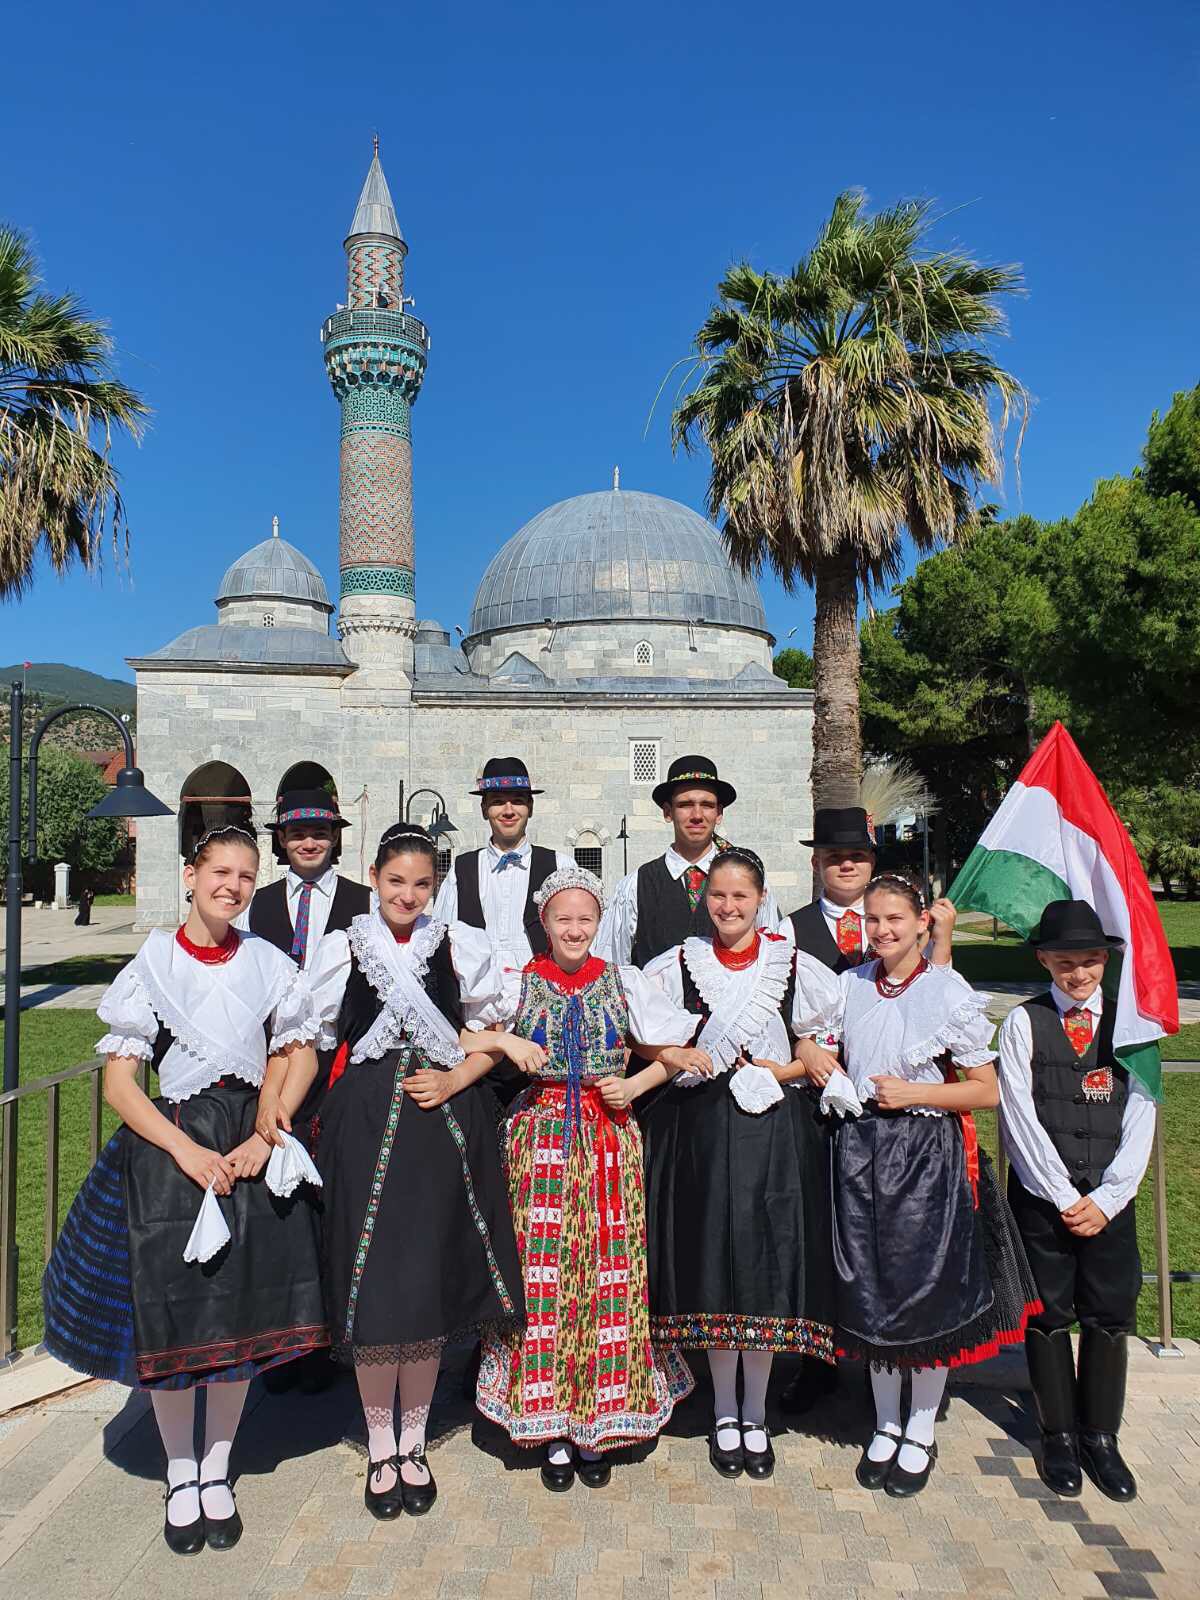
[178,762,253,864]
[634,639,653,667]
[277,761,338,802]
[573,832,603,880]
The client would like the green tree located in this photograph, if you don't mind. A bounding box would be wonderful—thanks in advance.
[0,226,149,598]
[671,190,1026,806]
[1142,384,1200,509]
[773,646,814,687]
[0,746,122,898]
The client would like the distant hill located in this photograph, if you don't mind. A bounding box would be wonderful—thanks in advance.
[0,663,136,715]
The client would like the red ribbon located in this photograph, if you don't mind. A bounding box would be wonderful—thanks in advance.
[532,1082,628,1245]
[942,1059,980,1208]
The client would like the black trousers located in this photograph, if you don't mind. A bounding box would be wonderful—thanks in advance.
[1007,1173,1141,1334]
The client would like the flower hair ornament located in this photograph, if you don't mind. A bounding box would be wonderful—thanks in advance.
[866,871,926,910]
[532,865,606,924]
[189,823,257,863]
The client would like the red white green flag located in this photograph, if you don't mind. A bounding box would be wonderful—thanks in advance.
[948,722,1177,1100]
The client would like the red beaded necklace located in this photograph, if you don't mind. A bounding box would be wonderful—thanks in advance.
[714,931,760,971]
[875,954,929,998]
[175,923,240,965]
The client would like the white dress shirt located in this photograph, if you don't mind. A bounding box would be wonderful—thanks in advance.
[234,866,338,972]
[997,984,1157,1220]
[594,841,782,966]
[432,837,574,968]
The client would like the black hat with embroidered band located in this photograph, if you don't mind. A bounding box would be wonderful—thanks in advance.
[801,807,877,851]
[651,755,737,810]
[470,756,544,797]
[1029,899,1124,951]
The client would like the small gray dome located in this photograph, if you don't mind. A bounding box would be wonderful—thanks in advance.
[466,489,768,637]
[216,536,333,613]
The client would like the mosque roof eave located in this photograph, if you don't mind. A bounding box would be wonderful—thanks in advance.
[130,624,355,674]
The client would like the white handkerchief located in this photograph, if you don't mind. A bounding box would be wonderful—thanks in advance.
[820,1067,864,1119]
[183,1182,231,1263]
[729,1064,785,1115]
[265,1131,323,1198]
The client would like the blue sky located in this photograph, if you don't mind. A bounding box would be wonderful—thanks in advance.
[4,0,1197,682]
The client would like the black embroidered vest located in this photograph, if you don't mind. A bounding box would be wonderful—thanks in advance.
[453,844,556,956]
[1021,991,1127,1193]
[788,900,854,974]
[630,856,715,968]
[247,875,371,958]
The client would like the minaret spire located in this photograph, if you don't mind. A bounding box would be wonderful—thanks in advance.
[321,144,429,670]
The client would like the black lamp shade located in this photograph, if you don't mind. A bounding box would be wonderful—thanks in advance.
[86,767,174,821]
[428,814,458,841]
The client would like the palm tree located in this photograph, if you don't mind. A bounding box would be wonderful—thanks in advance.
[671,191,1026,807]
[0,226,149,598]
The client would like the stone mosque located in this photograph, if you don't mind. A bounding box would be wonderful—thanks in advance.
[129,147,815,928]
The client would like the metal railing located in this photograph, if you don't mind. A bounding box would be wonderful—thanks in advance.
[0,1055,148,1362]
[0,1055,1192,1363]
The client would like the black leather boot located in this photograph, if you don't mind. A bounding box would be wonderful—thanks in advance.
[1078,1326,1136,1502]
[1024,1327,1082,1496]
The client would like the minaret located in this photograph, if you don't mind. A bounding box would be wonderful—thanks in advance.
[322,139,429,666]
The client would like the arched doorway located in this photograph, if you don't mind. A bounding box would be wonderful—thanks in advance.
[276,761,338,802]
[178,762,253,863]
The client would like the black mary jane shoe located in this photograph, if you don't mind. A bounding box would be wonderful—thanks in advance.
[855,1432,900,1491]
[397,1446,437,1516]
[364,1454,405,1520]
[540,1449,576,1493]
[884,1437,938,1499]
[1037,1431,1083,1497]
[576,1454,612,1489]
[740,1421,775,1481]
[1079,1430,1137,1502]
[708,1423,744,1480]
[200,1478,243,1551]
[162,1479,205,1556]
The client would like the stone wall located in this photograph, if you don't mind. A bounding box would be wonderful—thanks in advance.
[464,618,775,682]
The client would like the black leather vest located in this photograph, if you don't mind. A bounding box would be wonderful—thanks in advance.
[1022,991,1127,1193]
[630,856,715,968]
[247,875,371,958]
[453,845,556,956]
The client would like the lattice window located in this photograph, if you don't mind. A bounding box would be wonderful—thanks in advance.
[574,844,603,878]
[262,612,275,628]
[634,639,653,667]
[629,739,660,785]
[436,847,452,890]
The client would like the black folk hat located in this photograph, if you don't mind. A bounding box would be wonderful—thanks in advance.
[267,788,350,833]
[470,756,543,797]
[801,807,877,850]
[651,755,737,810]
[1029,899,1124,952]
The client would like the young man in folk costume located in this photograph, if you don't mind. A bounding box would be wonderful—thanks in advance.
[240,787,370,1393]
[594,755,781,967]
[432,755,573,1102]
[997,900,1157,1503]
[781,806,956,1416]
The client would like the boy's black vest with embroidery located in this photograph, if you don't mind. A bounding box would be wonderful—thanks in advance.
[787,901,855,973]
[1020,991,1127,1193]
[453,845,557,956]
[631,856,715,968]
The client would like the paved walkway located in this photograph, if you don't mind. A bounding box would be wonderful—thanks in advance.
[0,1340,1194,1600]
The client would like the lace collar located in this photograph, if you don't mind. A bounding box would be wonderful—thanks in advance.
[681,933,793,1075]
[346,911,465,1067]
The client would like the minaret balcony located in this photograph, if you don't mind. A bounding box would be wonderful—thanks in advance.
[323,307,429,401]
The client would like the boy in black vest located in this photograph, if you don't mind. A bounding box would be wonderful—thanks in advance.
[243,787,370,1392]
[595,755,780,966]
[432,755,572,969]
[997,900,1157,1501]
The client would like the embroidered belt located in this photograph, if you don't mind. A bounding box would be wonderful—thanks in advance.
[529,1082,629,1239]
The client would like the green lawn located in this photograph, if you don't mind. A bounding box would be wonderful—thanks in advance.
[93,893,134,907]
[955,896,1200,984]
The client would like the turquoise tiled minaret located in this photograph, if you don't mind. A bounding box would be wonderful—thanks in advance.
[322,140,429,664]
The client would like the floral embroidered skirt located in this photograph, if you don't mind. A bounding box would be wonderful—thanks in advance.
[476,1081,694,1451]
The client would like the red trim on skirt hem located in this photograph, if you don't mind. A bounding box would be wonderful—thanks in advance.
[135,1323,330,1382]
[836,1297,1044,1371]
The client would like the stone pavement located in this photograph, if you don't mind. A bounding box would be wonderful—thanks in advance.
[0,1340,1195,1600]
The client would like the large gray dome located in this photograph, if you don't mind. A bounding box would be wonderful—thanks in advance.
[216,535,333,613]
[466,488,769,637]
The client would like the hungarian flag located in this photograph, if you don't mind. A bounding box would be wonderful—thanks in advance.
[949,722,1177,1099]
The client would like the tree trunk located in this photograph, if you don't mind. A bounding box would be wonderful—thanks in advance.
[810,546,862,809]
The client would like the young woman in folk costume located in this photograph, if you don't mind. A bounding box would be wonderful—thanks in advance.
[42,826,327,1556]
[794,874,1042,1498]
[471,867,711,1492]
[640,846,842,1481]
[295,822,529,1520]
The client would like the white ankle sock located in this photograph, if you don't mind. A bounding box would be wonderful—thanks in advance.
[740,1350,772,1450]
[151,1391,198,1527]
[897,1365,947,1472]
[547,1439,573,1467]
[198,1380,247,1519]
[868,1364,902,1462]
[708,1349,741,1448]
